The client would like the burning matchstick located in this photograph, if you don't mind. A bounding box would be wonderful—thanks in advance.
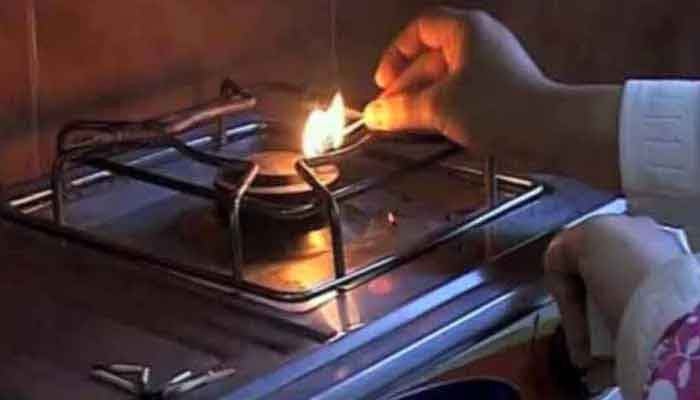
[342,117,365,137]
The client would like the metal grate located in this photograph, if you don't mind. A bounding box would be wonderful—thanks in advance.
[15,79,544,307]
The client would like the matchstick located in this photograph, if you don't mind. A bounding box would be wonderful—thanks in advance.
[342,118,365,137]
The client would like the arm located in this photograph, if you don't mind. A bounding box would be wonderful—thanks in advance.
[366,8,700,230]
[533,83,622,190]
[372,8,700,398]
[363,8,624,190]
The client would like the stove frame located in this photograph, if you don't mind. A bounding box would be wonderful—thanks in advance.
[11,80,545,306]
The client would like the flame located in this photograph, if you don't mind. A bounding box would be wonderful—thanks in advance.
[302,92,347,157]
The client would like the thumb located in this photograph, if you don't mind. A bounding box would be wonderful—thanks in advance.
[363,83,445,132]
[544,233,592,369]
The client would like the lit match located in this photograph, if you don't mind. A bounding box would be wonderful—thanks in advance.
[302,92,365,158]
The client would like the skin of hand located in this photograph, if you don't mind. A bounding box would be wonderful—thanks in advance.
[543,215,685,368]
[364,8,623,190]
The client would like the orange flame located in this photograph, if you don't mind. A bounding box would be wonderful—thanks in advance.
[302,92,346,157]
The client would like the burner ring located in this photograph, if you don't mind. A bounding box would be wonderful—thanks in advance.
[216,150,340,196]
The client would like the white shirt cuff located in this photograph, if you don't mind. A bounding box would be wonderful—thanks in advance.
[615,254,700,400]
[620,79,700,198]
[620,80,700,251]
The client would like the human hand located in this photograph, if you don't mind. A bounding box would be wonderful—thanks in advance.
[363,8,552,155]
[543,215,685,368]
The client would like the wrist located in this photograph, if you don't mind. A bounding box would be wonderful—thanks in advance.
[535,82,623,189]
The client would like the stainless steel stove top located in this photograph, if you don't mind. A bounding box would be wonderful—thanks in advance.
[10,104,542,311]
[0,84,618,399]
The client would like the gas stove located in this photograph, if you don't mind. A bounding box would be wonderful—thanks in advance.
[0,80,619,399]
[8,80,545,312]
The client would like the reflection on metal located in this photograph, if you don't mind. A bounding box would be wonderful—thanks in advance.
[320,292,365,340]
[484,156,497,207]
[304,270,504,399]
[368,276,395,296]
[306,230,328,250]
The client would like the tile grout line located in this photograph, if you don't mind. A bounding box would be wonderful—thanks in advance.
[26,0,42,178]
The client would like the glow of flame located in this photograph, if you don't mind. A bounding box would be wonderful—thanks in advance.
[302,92,346,157]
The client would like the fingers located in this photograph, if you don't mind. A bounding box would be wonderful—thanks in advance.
[545,274,591,368]
[369,49,450,133]
[375,46,410,89]
[415,8,468,70]
[544,232,592,368]
[364,82,446,132]
[382,51,448,97]
[542,214,683,371]
[374,8,468,89]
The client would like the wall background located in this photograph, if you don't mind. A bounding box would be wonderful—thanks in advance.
[1,0,699,186]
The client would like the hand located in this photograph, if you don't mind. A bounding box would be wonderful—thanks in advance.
[363,8,623,190]
[363,8,551,154]
[543,215,685,368]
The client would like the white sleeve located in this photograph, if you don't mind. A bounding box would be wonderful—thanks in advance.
[619,80,700,249]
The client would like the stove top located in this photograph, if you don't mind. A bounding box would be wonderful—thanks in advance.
[0,81,618,399]
[8,81,543,312]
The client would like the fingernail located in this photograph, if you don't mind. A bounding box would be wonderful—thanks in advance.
[364,100,386,130]
[375,72,388,89]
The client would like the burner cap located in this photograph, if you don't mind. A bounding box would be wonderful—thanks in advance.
[216,150,339,196]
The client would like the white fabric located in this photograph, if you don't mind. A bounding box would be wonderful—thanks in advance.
[619,80,700,250]
[615,255,700,400]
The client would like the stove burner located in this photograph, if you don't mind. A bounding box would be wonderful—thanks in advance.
[218,150,340,195]
[177,203,370,270]
[179,206,332,261]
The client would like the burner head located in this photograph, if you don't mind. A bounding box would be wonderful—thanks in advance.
[216,150,339,196]
[179,206,336,262]
[176,203,372,281]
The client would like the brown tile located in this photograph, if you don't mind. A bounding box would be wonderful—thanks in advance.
[34,0,330,174]
[0,1,40,187]
[336,0,432,104]
[0,0,696,186]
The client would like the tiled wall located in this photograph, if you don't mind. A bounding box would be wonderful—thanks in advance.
[0,2,39,186]
[2,0,700,186]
